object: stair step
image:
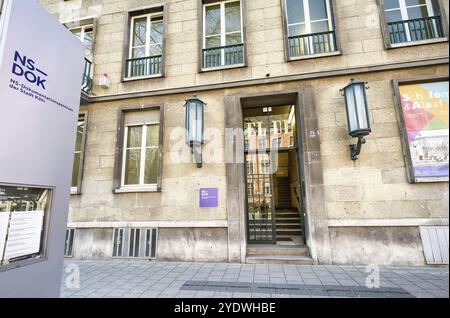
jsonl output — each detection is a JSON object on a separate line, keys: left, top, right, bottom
{"left": 276, "top": 229, "right": 302, "bottom": 236}
{"left": 277, "top": 234, "right": 302, "bottom": 239}
{"left": 247, "top": 245, "right": 309, "bottom": 256}
{"left": 276, "top": 224, "right": 302, "bottom": 229}
{"left": 276, "top": 237, "right": 295, "bottom": 241}
{"left": 275, "top": 213, "right": 299, "bottom": 218}
{"left": 276, "top": 218, "right": 300, "bottom": 223}
{"left": 246, "top": 255, "right": 313, "bottom": 265}
{"left": 277, "top": 228, "right": 302, "bottom": 232}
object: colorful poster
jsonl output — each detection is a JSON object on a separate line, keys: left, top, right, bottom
{"left": 399, "top": 81, "right": 449, "bottom": 179}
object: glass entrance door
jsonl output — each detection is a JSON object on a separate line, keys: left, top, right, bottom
{"left": 244, "top": 105, "right": 298, "bottom": 244}
{"left": 245, "top": 151, "right": 276, "bottom": 243}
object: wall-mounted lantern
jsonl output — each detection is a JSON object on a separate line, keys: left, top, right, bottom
{"left": 340, "top": 79, "right": 371, "bottom": 160}
{"left": 184, "top": 94, "right": 206, "bottom": 168}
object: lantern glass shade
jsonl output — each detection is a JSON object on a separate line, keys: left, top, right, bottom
{"left": 185, "top": 96, "right": 205, "bottom": 145}
{"left": 343, "top": 80, "right": 371, "bottom": 137}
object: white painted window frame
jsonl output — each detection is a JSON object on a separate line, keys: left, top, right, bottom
{"left": 71, "top": 113, "right": 87, "bottom": 194}
{"left": 285, "top": 0, "right": 333, "bottom": 36}
{"left": 70, "top": 24, "right": 94, "bottom": 57}
{"left": 384, "top": 0, "right": 436, "bottom": 42}
{"left": 203, "top": 0, "right": 244, "bottom": 66}
{"left": 129, "top": 12, "right": 164, "bottom": 60}
{"left": 121, "top": 121, "right": 160, "bottom": 190}
{"left": 284, "top": 0, "right": 334, "bottom": 55}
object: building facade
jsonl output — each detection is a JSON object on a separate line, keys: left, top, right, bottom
{"left": 38, "top": 0, "right": 449, "bottom": 265}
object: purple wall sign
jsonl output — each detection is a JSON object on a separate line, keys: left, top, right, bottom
{"left": 199, "top": 188, "right": 218, "bottom": 208}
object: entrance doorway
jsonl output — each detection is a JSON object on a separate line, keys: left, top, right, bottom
{"left": 244, "top": 105, "right": 305, "bottom": 246}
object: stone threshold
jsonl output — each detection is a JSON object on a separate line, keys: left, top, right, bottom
{"left": 328, "top": 218, "right": 449, "bottom": 227}
{"left": 67, "top": 220, "right": 228, "bottom": 228}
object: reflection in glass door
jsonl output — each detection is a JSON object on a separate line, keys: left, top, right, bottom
{"left": 244, "top": 105, "right": 297, "bottom": 244}
{"left": 246, "top": 151, "right": 276, "bottom": 243}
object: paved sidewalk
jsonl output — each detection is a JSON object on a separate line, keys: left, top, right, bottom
{"left": 60, "top": 260, "right": 449, "bottom": 298}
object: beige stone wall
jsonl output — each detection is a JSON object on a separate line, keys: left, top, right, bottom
{"left": 37, "top": 0, "right": 449, "bottom": 97}
{"left": 36, "top": 0, "right": 449, "bottom": 263}
{"left": 70, "top": 64, "right": 448, "bottom": 226}
{"left": 329, "top": 226, "right": 425, "bottom": 265}
{"left": 71, "top": 90, "right": 228, "bottom": 223}
{"left": 318, "top": 66, "right": 449, "bottom": 221}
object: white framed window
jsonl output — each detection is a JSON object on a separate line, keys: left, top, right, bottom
{"left": 203, "top": 0, "right": 243, "bottom": 48}
{"left": 384, "top": 0, "right": 435, "bottom": 23}
{"left": 264, "top": 181, "right": 272, "bottom": 196}
{"left": 246, "top": 160, "right": 254, "bottom": 175}
{"left": 284, "top": 0, "right": 337, "bottom": 57}
{"left": 126, "top": 12, "right": 164, "bottom": 78}
{"left": 202, "top": 0, "right": 244, "bottom": 68}
{"left": 260, "top": 158, "right": 271, "bottom": 174}
{"left": 121, "top": 111, "right": 160, "bottom": 190}
{"left": 70, "top": 24, "right": 94, "bottom": 57}
{"left": 285, "top": 0, "right": 333, "bottom": 37}
{"left": 71, "top": 113, "right": 87, "bottom": 194}
{"left": 383, "top": 0, "right": 443, "bottom": 43}
{"left": 247, "top": 182, "right": 254, "bottom": 196}
{"left": 129, "top": 13, "right": 163, "bottom": 59}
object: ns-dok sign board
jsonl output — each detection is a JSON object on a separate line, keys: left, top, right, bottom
{"left": 200, "top": 188, "right": 219, "bottom": 208}
{"left": 0, "top": 0, "right": 84, "bottom": 297}
{"left": 398, "top": 80, "right": 449, "bottom": 182}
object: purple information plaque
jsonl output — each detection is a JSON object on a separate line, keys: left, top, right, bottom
{"left": 199, "top": 188, "right": 218, "bottom": 208}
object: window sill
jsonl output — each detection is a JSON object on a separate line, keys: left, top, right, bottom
{"left": 388, "top": 37, "right": 448, "bottom": 49}
{"left": 114, "top": 186, "right": 160, "bottom": 194}
{"left": 288, "top": 50, "right": 342, "bottom": 61}
{"left": 200, "top": 63, "right": 246, "bottom": 73}
{"left": 70, "top": 187, "right": 81, "bottom": 195}
{"left": 122, "top": 74, "right": 164, "bottom": 82}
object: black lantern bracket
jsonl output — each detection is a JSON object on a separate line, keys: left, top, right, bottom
{"left": 184, "top": 94, "right": 207, "bottom": 168}
{"left": 340, "top": 79, "right": 371, "bottom": 161}
{"left": 192, "top": 142, "right": 202, "bottom": 168}
{"left": 350, "top": 136, "right": 366, "bottom": 161}
{"left": 339, "top": 80, "right": 370, "bottom": 96}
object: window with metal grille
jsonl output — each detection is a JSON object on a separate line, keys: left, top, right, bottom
{"left": 64, "top": 228, "right": 75, "bottom": 257}
{"left": 112, "top": 228, "right": 157, "bottom": 259}
{"left": 284, "top": 0, "right": 338, "bottom": 58}
{"left": 202, "top": 0, "right": 245, "bottom": 69}
{"left": 380, "top": 0, "right": 446, "bottom": 46}
{"left": 126, "top": 8, "right": 164, "bottom": 78}
{"left": 420, "top": 226, "right": 449, "bottom": 265}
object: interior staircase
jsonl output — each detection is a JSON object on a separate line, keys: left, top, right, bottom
{"left": 245, "top": 169, "right": 312, "bottom": 264}
{"left": 275, "top": 208, "right": 302, "bottom": 242}
{"left": 277, "top": 177, "right": 291, "bottom": 208}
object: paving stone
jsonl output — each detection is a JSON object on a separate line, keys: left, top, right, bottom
{"left": 195, "top": 291, "right": 216, "bottom": 297}
{"left": 139, "top": 291, "right": 161, "bottom": 298}
{"left": 338, "top": 280, "right": 359, "bottom": 286}
{"left": 60, "top": 260, "right": 449, "bottom": 299}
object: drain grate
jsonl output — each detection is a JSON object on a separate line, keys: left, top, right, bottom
{"left": 181, "top": 281, "right": 414, "bottom": 298}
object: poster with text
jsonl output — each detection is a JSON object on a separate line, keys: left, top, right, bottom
{"left": 0, "top": 212, "right": 10, "bottom": 261}
{"left": 400, "top": 81, "right": 449, "bottom": 179}
{"left": 3, "top": 211, "right": 44, "bottom": 261}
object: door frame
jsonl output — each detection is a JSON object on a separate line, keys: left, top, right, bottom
{"left": 243, "top": 107, "right": 302, "bottom": 245}
{"left": 225, "top": 88, "right": 332, "bottom": 264}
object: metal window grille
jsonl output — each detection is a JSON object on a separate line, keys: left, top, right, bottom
{"left": 64, "top": 228, "right": 75, "bottom": 257}
{"left": 420, "top": 226, "right": 449, "bottom": 265}
{"left": 112, "top": 228, "right": 157, "bottom": 259}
